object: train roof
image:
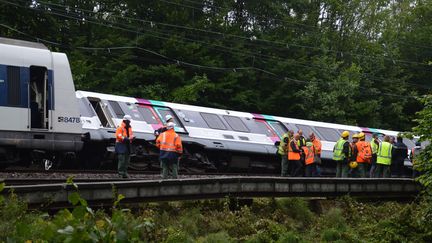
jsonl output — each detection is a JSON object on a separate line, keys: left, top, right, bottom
{"left": 0, "top": 37, "right": 48, "bottom": 50}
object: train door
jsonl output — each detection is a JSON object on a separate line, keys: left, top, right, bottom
{"left": 29, "top": 66, "right": 49, "bottom": 129}
{"left": 88, "top": 97, "right": 115, "bottom": 128}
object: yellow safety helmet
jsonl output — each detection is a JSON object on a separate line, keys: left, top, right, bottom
{"left": 358, "top": 132, "right": 365, "bottom": 139}
{"left": 352, "top": 133, "right": 359, "bottom": 139}
{"left": 349, "top": 161, "right": 358, "bottom": 169}
{"left": 341, "top": 131, "right": 350, "bottom": 138}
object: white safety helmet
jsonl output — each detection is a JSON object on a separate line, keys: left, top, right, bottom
{"left": 166, "top": 122, "right": 175, "bottom": 129}
{"left": 165, "top": 114, "right": 173, "bottom": 122}
{"left": 123, "top": 115, "right": 132, "bottom": 121}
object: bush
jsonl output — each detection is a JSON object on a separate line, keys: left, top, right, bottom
{"left": 276, "top": 198, "right": 314, "bottom": 227}
{"left": 197, "top": 231, "right": 235, "bottom": 243}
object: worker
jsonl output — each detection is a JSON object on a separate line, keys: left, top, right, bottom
{"left": 115, "top": 115, "right": 134, "bottom": 178}
{"left": 349, "top": 133, "right": 359, "bottom": 177}
{"left": 288, "top": 133, "right": 303, "bottom": 177}
{"left": 303, "top": 141, "right": 316, "bottom": 177}
{"left": 374, "top": 135, "right": 393, "bottom": 178}
{"left": 391, "top": 135, "right": 408, "bottom": 177}
{"left": 278, "top": 131, "right": 291, "bottom": 177}
{"left": 156, "top": 122, "right": 183, "bottom": 179}
{"left": 369, "top": 133, "right": 380, "bottom": 178}
{"left": 354, "top": 132, "right": 372, "bottom": 178}
{"left": 310, "top": 133, "right": 322, "bottom": 176}
{"left": 411, "top": 142, "right": 422, "bottom": 178}
{"left": 154, "top": 114, "right": 175, "bottom": 137}
{"left": 297, "top": 129, "right": 306, "bottom": 148}
{"left": 333, "top": 131, "right": 351, "bottom": 178}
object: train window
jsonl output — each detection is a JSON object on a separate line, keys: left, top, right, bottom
{"left": 200, "top": 113, "right": 227, "bottom": 130}
{"left": 7, "top": 66, "right": 20, "bottom": 107}
{"left": 403, "top": 138, "right": 415, "bottom": 148}
{"left": 137, "top": 106, "right": 159, "bottom": 124}
{"left": 154, "top": 107, "right": 186, "bottom": 133}
{"left": 295, "top": 124, "right": 316, "bottom": 138}
{"left": 267, "top": 121, "right": 287, "bottom": 138}
{"left": 254, "top": 120, "right": 275, "bottom": 137}
{"left": 108, "top": 101, "right": 125, "bottom": 119}
{"left": 315, "top": 127, "right": 340, "bottom": 141}
{"left": 223, "top": 115, "right": 249, "bottom": 132}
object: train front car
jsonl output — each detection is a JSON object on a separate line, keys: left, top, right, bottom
{"left": 0, "top": 38, "right": 83, "bottom": 169}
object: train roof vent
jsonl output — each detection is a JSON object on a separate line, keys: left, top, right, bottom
{"left": 239, "top": 136, "right": 250, "bottom": 141}
{"left": 223, "top": 134, "right": 235, "bottom": 139}
{"left": 0, "top": 37, "right": 48, "bottom": 50}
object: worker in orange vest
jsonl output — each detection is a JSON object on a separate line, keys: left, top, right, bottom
{"left": 353, "top": 132, "right": 373, "bottom": 178}
{"left": 115, "top": 115, "right": 134, "bottom": 178}
{"left": 310, "top": 133, "right": 322, "bottom": 176}
{"left": 156, "top": 122, "right": 183, "bottom": 179}
{"left": 303, "top": 141, "right": 316, "bottom": 177}
{"left": 288, "top": 133, "right": 303, "bottom": 177}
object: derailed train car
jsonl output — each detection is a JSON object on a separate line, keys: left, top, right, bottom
{"left": 0, "top": 38, "right": 420, "bottom": 173}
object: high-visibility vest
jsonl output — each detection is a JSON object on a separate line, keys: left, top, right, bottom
{"left": 356, "top": 141, "right": 372, "bottom": 163}
{"left": 370, "top": 139, "right": 379, "bottom": 154}
{"left": 312, "top": 138, "right": 322, "bottom": 155}
{"left": 303, "top": 146, "right": 315, "bottom": 165}
{"left": 297, "top": 137, "right": 306, "bottom": 148}
{"left": 156, "top": 129, "right": 183, "bottom": 154}
{"left": 333, "top": 138, "right": 349, "bottom": 161}
{"left": 377, "top": 141, "right": 392, "bottom": 165}
{"left": 288, "top": 140, "right": 301, "bottom": 160}
{"left": 115, "top": 122, "right": 133, "bottom": 143}
{"left": 278, "top": 133, "right": 290, "bottom": 155}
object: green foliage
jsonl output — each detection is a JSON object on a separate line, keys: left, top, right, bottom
{"left": 412, "top": 95, "right": 432, "bottom": 189}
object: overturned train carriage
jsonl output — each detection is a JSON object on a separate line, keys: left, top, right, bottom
{"left": 0, "top": 38, "right": 83, "bottom": 167}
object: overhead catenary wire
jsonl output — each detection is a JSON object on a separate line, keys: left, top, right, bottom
{"left": 3, "top": 0, "right": 430, "bottom": 91}
{"left": 0, "top": 22, "right": 419, "bottom": 100}
{"left": 25, "top": 0, "right": 432, "bottom": 67}
{"left": 0, "top": 5, "right": 425, "bottom": 98}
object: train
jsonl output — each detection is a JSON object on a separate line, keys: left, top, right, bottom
{"left": 0, "top": 37, "right": 420, "bottom": 174}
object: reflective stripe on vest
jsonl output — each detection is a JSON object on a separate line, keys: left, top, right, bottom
{"left": 377, "top": 141, "right": 392, "bottom": 165}
{"left": 288, "top": 140, "right": 301, "bottom": 160}
{"left": 160, "top": 132, "right": 179, "bottom": 152}
{"left": 304, "top": 146, "right": 314, "bottom": 165}
{"left": 333, "top": 139, "right": 347, "bottom": 161}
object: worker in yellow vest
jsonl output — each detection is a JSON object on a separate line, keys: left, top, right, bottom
{"left": 333, "top": 131, "right": 351, "bottom": 177}
{"left": 374, "top": 135, "right": 393, "bottom": 178}
{"left": 369, "top": 133, "right": 380, "bottom": 177}
{"left": 278, "top": 130, "right": 293, "bottom": 177}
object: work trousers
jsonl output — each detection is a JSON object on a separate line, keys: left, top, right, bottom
{"left": 370, "top": 154, "right": 377, "bottom": 178}
{"left": 392, "top": 159, "right": 405, "bottom": 177}
{"left": 161, "top": 158, "right": 179, "bottom": 179}
{"left": 305, "top": 164, "right": 316, "bottom": 177}
{"left": 351, "top": 162, "right": 368, "bottom": 178}
{"left": 289, "top": 160, "right": 303, "bottom": 177}
{"left": 335, "top": 160, "right": 349, "bottom": 178}
{"left": 117, "top": 153, "right": 130, "bottom": 178}
{"left": 281, "top": 155, "right": 289, "bottom": 177}
{"left": 374, "top": 164, "right": 391, "bottom": 178}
